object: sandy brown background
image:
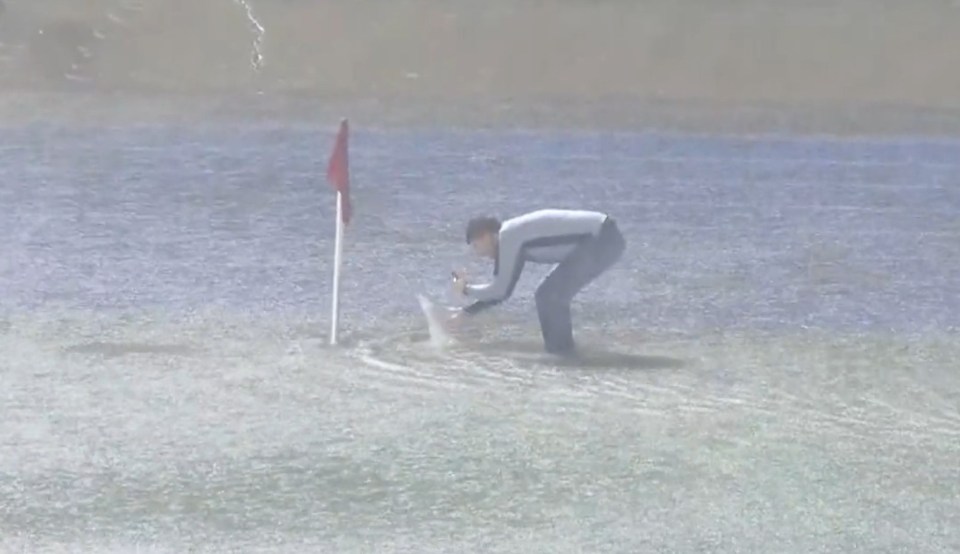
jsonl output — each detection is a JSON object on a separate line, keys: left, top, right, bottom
{"left": 2, "top": 0, "right": 960, "bottom": 133}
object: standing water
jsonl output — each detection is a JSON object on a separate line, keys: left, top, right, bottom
{"left": 1, "top": 125, "right": 958, "bottom": 552}
{"left": 1, "top": 2, "right": 958, "bottom": 553}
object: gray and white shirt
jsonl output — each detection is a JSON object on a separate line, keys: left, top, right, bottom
{"left": 463, "top": 209, "right": 609, "bottom": 314}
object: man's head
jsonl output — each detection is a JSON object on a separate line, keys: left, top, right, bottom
{"left": 465, "top": 216, "right": 501, "bottom": 258}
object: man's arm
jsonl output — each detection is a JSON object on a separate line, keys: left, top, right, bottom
{"left": 461, "top": 237, "right": 524, "bottom": 315}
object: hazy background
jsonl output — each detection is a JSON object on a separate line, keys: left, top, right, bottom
{"left": 3, "top": 0, "right": 960, "bottom": 133}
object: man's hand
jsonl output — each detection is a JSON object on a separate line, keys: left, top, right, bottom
{"left": 451, "top": 270, "right": 467, "bottom": 296}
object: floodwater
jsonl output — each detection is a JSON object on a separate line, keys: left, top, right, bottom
{"left": 2, "top": 124, "right": 959, "bottom": 552}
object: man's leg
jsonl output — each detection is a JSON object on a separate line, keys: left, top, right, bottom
{"left": 535, "top": 219, "right": 626, "bottom": 354}
{"left": 535, "top": 285, "right": 575, "bottom": 354}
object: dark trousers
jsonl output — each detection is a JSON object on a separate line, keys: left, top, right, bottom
{"left": 534, "top": 218, "right": 626, "bottom": 355}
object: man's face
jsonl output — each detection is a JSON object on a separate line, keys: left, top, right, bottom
{"left": 470, "top": 232, "right": 497, "bottom": 259}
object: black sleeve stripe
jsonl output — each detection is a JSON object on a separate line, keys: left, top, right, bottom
{"left": 463, "top": 233, "right": 589, "bottom": 316}
{"left": 522, "top": 232, "right": 593, "bottom": 250}
{"left": 501, "top": 257, "right": 526, "bottom": 301}
{"left": 465, "top": 254, "right": 526, "bottom": 316}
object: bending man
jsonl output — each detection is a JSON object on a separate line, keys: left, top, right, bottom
{"left": 452, "top": 209, "right": 625, "bottom": 356}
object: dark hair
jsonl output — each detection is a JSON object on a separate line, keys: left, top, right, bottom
{"left": 465, "top": 216, "right": 501, "bottom": 243}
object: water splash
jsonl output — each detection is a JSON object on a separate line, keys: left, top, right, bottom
{"left": 417, "top": 294, "right": 456, "bottom": 349}
{"left": 233, "top": 0, "right": 264, "bottom": 71}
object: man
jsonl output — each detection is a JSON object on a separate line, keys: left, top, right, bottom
{"left": 451, "top": 209, "right": 626, "bottom": 356}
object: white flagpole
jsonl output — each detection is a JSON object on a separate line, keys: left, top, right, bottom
{"left": 330, "top": 191, "right": 344, "bottom": 345}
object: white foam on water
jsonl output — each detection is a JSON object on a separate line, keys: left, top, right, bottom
{"left": 416, "top": 293, "right": 455, "bottom": 349}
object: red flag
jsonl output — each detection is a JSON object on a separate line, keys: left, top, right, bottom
{"left": 326, "top": 118, "right": 352, "bottom": 225}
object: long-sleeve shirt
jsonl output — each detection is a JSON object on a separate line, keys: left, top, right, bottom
{"left": 463, "top": 209, "right": 609, "bottom": 314}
